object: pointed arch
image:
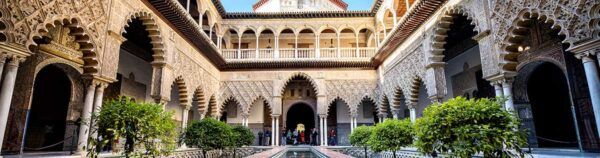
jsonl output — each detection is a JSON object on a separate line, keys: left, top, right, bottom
{"left": 392, "top": 86, "right": 407, "bottom": 111}
{"left": 501, "top": 10, "right": 569, "bottom": 73}
{"left": 279, "top": 72, "right": 321, "bottom": 96}
{"left": 248, "top": 95, "right": 272, "bottom": 115}
{"left": 327, "top": 97, "right": 354, "bottom": 115}
{"left": 219, "top": 96, "right": 243, "bottom": 119}
{"left": 193, "top": 86, "right": 206, "bottom": 113}
{"left": 429, "top": 6, "right": 480, "bottom": 64}
{"left": 205, "top": 95, "right": 218, "bottom": 118}
{"left": 120, "top": 11, "right": 166, "bottom": 64}
{"left": 173, "top": 76, "right": 189, "bottom": 106}
{"left": 378, "top": 95, "right": 391, "bottom": 118}
{"left": 28, "top": 16, "right": 99, "bottom": 75}
{"left": 409, "top": 77, "right": 424, "bottom": 106}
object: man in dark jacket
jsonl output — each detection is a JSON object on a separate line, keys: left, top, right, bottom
{"left": 258, "top": 130, "right": 264, "bottom": 146}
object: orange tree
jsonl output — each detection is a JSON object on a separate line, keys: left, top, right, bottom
{"left": 414, "top": 97, "right": 526, "bottom": 157}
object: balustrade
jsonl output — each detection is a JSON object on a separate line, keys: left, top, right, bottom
{"left": 221, "top": 47, "right": 375, "bottom": 61}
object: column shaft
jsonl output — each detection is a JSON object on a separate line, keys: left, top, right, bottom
{"left": 275, "top": 117, "right": 279, "bottom": 146}
{"left": 493, "top": 82, "right": 504, "bottom": 98}
{"left": 350, "top": 116, "right": 354, "bottom": 133}
{"left": 77, "top": 82, "right": 97, "bottom": 153}
{"left": 502, "top": 80, "right": 515, "bottom": 111}
{"left": 324, "top": 116, "right": 328, "bottom": 146}
{"left": 355, "top": 34, "right": 360, "bottom": 57}
{"left": 295, "top": 36, "right": 299, "bottom": 58}
{"left": 0, "top": 57, "right": 20, "bottom": 154}
{"left": 582, "top": 56, "right": 600, "bottom": 137}
{"left": 271, "top": 118, "right": 275, "bottom": 146}
{"left": 336, "top": 34, "right": 341, "bottom": 58}
{"left": 320, "top": 117, "right": 324, "bottom": 146}
{"left": 409, "top": 107, "right": 416, "bottom": 123}
{"left": 315, "top": 35, "right": 320, "bottom": 58}
{"left": 238, "top": 37, "right": 242, "bottom": 59}
{"left": 255, "top": 35, "right": 259, "bottom": 58}
{"left": 275, "top": 36, "right": 280, "bottom": 58}
{"left": 90, "top": 85, "right": 106, "bottom": 139}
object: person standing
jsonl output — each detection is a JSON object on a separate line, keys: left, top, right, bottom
{"left": 328, "top": 129, "right": 336, "bottom": 146}
{"left": 286, "top": 129, "right": 292, "bottom": 145}
{"left": 310, "top": 128, "right": 318, "bottom": 146}
{"left": 258, "top": 130, "right": 264, "bottom": 146}
{"left": 281, "top": 127, "right": 287, "bottom": 146}
{"left": 293, "top": 130, "right": 298, "bottom": 145}
{"left": 300, "top": 131, "right": 305, "bottom": 144}
{"left": 265, "top": 129, "right": 271, "bottom": 146}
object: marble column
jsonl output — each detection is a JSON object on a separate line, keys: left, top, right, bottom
{"left": 336, "top": 34, "right": 341, "bottom": 57}
{"left": 275, "top": 117, "right": 279, "bottom": 146}
{"left": 275, "top": 35, "right": 280, "bottom": 58}
{"left": 409, "top": 106, "right": 416, "bottom": 123}
{"left": 182, "top": 105, "right": 191, "bottom": 128}
{"left": 77, "top": 80, "right": 97, "bottom": 154}
{"left": 0, "top": 56, "right": 22, "bottom": 154}
{"left": 355, "top": 34, "right": 360, "bottom": 57}
{"left": 492, "top": 81, "right": 504, "bottom": 98}
{"left": 319, "top": 116, "right": 324, "bottom": 146}
{"left": 271, "top": 117, "right": 275, "bottom": 146}
{"left": 255, "top": 35, "right": 260, "bottom": 58}
{"left": 315, "top": 34, "right": 320, "bottom": 58}
{"left": 90, "top": 83, "right": 107, "bottom": 140}
{"left": 295, "top": 35, "right": 299, "bottom": 58}
{"left": 237, "top": 37, "right": 242, "bottom": 59}
{"left": 354, "top": 116, "right": 358, "bottom": 128}
{"left": 502, "top": 79, "right": 515, "bottom": 111}
{"left": 324, "top": 116, "right": 328, "bottom": 146}
{"left": 185, "top": 0, "right": 190, "bottom": 12}
{"left": 0, "top": 54, "right": 7, "bottom": 82}
{"left": 350, "top": 116, "right": 354, "bottom": 132}
{"left": 581, "top": 55, "right": 600, "bottom": 137}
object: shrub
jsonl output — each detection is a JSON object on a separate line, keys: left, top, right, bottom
{"left": 231, "top": 125, "right": 255, "bottom": 157}
{"left": 91, "top": 97, "right": 177, "bottom": 157}
{"left": 231, "top": 125, "right": 255, "bottom": 147}
{"left": 183, "top": 118, "right": 233, "bottom": 158}
{"left": 368, "top": 119, "right": 413, "bottom": 158}
{"left": 349, "top": 125, "right": 373, "bottom": 158}
{"left": 414, "top": 97, "right": 526, "bottom": 157}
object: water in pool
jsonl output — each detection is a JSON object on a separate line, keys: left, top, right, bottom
{"left": 284, "top": 151, "right": 319, "bottom": 158}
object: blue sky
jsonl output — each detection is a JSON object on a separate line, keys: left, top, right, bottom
{"left": 220, "top": 0, "right": 374, "bottom": 12}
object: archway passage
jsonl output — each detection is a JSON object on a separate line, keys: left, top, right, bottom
{"left": 527, "top": 62, "right": 577, "bottom": 148}
{"left": 25, "top": 65, "right": 72, "bottom": 151}
{"left": 286, "top": 103, "right": 315, "bottom": 143}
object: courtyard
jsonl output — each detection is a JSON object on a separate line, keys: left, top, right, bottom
{"left": 0, "top": 0, "right": 599, "bottom": 157}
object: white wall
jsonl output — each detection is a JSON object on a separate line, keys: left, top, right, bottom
{"left": 117, "top": 50, "right": 153, "bottom": 102}
{"left": 443, "top": 46, "right": 481, "bottom": 100}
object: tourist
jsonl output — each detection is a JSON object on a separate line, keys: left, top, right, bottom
{"left": 286, "top": 129, "right": 292, "bottom": 145}
{"left": 310, "top": 128, "right": 318, "bottom": 146}
{"left": 281, "top": 127, "right": 286, "bottom": 146}
{"left": 300, "top": 130, "right": 306, "bottom": 144}
{"left": 258, "top": 130, "right": 264, "bottom": 146}
{"left": 328, "top": 129, "right": 336, "bottom": 146}
{"left": 293, "top": 129, "right": 299, "bottom": 145}
{"left": 265, "top": 129, "right": 271, "bottom": 146}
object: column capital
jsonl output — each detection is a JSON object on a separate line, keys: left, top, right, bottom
{"left": 181, "top": 103, "right": 192, "bottom": 110}
{"left": 6, "top": 54, "right": 25, "bottom": 67}
{"left": 576, "top": 51, "right": 597, "bottom": 62}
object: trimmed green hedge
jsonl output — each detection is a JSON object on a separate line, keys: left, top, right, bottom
{"left": 414, "top": 97, "right": 526, "bottom": 157}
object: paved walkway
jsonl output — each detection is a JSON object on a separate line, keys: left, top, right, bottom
{"left": 529, "top": 148, "right": 600, "bottom": 158}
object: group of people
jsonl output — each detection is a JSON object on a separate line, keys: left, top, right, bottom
{"left": 282, "top": 128, "right": 320, "bottom": 145}
{"left": 257, "top": 129, "right": 272, "bottom": 146}
{"left": 257, "top": 127, "right": 338, "bottom": 146}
